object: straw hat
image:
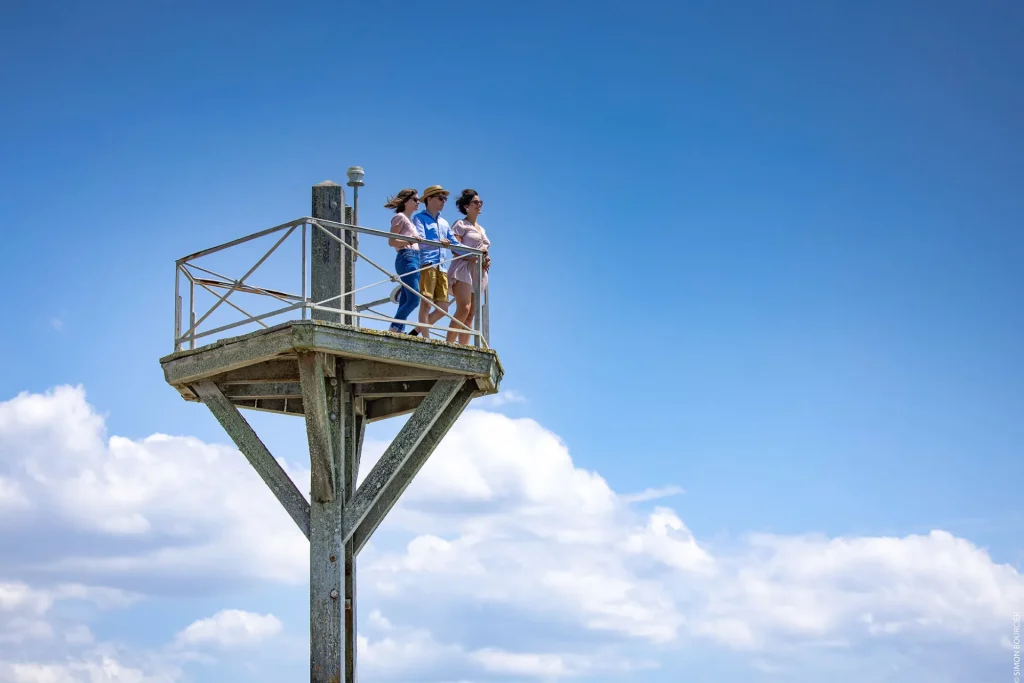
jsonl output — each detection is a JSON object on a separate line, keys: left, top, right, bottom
{"left": 421, "top": 185, "right": 449, "bottom": 201}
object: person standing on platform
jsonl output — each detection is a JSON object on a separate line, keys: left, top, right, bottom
{"left": 447, "top": 188, "right": 491, "bottom": 345}
{"left": 384, "top": 188, "right": 424, "bottom": 334}
{"left": 413, "top": 185, "right": 460, "bottom": 338}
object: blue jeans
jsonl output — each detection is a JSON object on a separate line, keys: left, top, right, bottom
{"left": 390, "top": 249, "right": 421, "bottom": 333}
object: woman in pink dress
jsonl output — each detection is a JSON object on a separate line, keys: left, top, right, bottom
{"left": 446, "top": 188, "right": 491, "bottom": 344}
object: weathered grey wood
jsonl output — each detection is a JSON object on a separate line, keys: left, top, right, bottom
{"left": 193, "top": 381, "right": 310, "bottom": 540}
{"left": 341, "top": 360, "right": 359, "bottom": 683}
{"left": 355, "top": 414, "right": 365, "bottom": 474}
{"left": 312, "top": 181, "right": 344, "bottom": 324}
{"left": 160, "top": 321, "right": 502, "bottom": 396}
{"left": 354, "top": 380, "right": 436, "bottom": 399}
{"left": 160, "top": 325, "right": 296, "bottom": 386}
{"left": 217, "top": 359, "right": 299, "bottom": 384}
{"left": 320, "top": 352, "right": 337, "bottom": 378}
{"left": 296, "top": 323, "right": 499, "bottom": 386}
{"left": 341, "top": 378, "right": 464, "bottom": 546}
{"left": 310, "top": 363, "right": 344, "bottom": 683}
{"left": 351, "top": 383, "right": 475, "bottom": 554}
{"left": 343, "top": 360, "right": 445, "bottom": 383}
{"left": 365, "top": 396, "right": 423, "bottom": 423}
{"left": 310, "top": 356, "right": 358, "bottom": 683}
{"left": 222, "top": 382, "right": 303, "bottom": 400}
{"left": 230, "top": 397, "right": 305, "bottom": 416}
{"left": 299, "top": 352, "right": 335, "bottom": 504}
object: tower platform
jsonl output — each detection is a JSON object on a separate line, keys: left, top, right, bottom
{"left": 161, "top": 178, "right": 500, "bottom": 683}
{"left": 159, "top": 319, "right": 503, "bottom": 422}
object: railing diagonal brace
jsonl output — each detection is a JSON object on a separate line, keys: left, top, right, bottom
{"left": 187, "top": 224, "right": 296, "bottom": 336}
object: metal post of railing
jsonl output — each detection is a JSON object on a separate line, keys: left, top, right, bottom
{"left": 482, "top": 283, "right": 490, "bottom": 346}
{"left": 473, "top": 257, "right": 483, "bottom": 348}
{"left": 174, "top": 264, "right": 182, "bottom": 351}
{"left": 301, "top": 221, "right": 307, "bottom": 320}
{"left": 346, "top": 167, "right": 364, "bottom": 330}
{"left": 189, "top": 279, "right": 196, "bottom": 350}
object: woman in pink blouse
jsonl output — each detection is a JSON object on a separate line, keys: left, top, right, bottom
{"left": 384, "top": 188, "right": 424, "bottom": 334}
{"left": 446, "top": 188, "right": 491, "bottom": 344}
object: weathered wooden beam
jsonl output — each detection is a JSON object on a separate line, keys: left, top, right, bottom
{"left": 311, "top": 181, "right": 343, "bottom": 325}
{"left": 192, "top": 381, "right": 310, "bottom": 540}
{"left": 350, "top": 382, "right": 474, "bottom": 554}
{"left": 309, "top": 184, "right": 348, "bottom": 683}
{"left": 341, "top": 378, "right": 464, "bottom": 549}
{"left": 160, "top": 321, "right": 503, "bottom": 396}
{"left": 364, "top": 396, "right": 423, "bottom": 423}
{"left": 160, "top": 325, "right": 296, "bottom": 385}
{"left": 340, "top": 364, "right": 359, "bottom": 683}
{"left": 353, "top": 380, "right": 436, "bottom": 399}
{"left": 295, "top": 323, "right": 499, "bottom": 383}
{"left": 343, "top": 360, "right": 443, "bottom": 383}
{"left": 216, "top": 359, "right": 299, "bottom": 384}
{"left": 231, "top": 397, "right": 305, "bottom": 415}
{"left": 222, "top": 382, "right": 303, "bottom": 400}
{"left": 299, "top": 351, "right": 335, "bottom": 504}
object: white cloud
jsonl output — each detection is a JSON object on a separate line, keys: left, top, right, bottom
{"left": 0, "top": 583, "right": 53, "bottom": 644}
{"left": 1, "top": 654, "right": 179, "bottom": 683}
{"left": 0, "top": 385, "right": 309, "bottom": 588}
{"left": 0, "top": 475, "right": 29, "bottom": 510}
{"left": 359, "top": 409, "right": 1023, "bottom": 672}
{"left": 175, "top": 609, "right": 282, "bottom": 648}
{"left": 0, "top": 582, "right": 140, "bottom": 646}
{"left": 691, "top": 528, "right": 1024, "bottom": 650}
{"left": 475, "top": 389, "right": 526, "bottom": 408}
{"left": 49, "top": 317, "right": 64, "bottom": 332}
{"left": 620, "top": 485, "right": 685, "bottom": 503}
{"left": 470, "top": 649, "right": 574, "bottom": 677}
{"left": 357, "top": 613, "right": 651, "bottom": 681}
{"left": 0, "top": 385, "right": 1020, "bottom": 682}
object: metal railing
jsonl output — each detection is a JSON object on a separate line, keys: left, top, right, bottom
{"left": 173, "top": 216, "right": 490, "bottom": 352}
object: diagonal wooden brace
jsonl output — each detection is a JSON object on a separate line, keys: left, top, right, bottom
{"left": 299, "top": 351, "right": 337, "bottom": 503}
{"left": 342, "top": 378, "right": 474, "bottom": 554}
{"left": 193, "top": 381, "right": 311, "bottom": 539}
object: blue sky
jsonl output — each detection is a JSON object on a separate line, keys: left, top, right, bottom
{"left": 0, "top": 1, "right": 1021, "bottom": 682}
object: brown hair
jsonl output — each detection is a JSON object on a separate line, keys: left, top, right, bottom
{"left": 384, "top": 188, "right": 418, "bottom": 213}
{"left": 455, "top": 188, "right": 479, "bottom": 215}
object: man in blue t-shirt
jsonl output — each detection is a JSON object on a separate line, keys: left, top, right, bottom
{"left": 412, "top": 185, "right": 461, "bottom": 336}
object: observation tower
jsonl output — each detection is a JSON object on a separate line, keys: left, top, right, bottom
{"left": 159, "top": 169, "right": 501, "bottom": 683}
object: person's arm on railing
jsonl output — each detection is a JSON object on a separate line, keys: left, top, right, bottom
{"left": 446, "top": 221, "right": 473, "bottom": 260}
{"left": 388, "top": 214, "right": 421, "bottom": 248}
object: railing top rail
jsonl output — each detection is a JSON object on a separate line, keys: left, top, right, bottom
{"left": 308, "top": 217, "right": 488, "bottom": 256}
{"left": 176, "top": 216, "right": 488, "bottom": 266}
{"left": 176, "top": 218, "right": 307, "bottom": 265}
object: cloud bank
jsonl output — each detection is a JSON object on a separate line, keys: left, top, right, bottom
{"left": 0, "top": 385, "right": 1019, "bottom": 682}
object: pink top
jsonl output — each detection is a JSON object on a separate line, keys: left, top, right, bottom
{"left": 389, "top": 213, "right": 419, "bottom": 251}
{"left": 448, "top": 219, "right": 491, "bottom": 287}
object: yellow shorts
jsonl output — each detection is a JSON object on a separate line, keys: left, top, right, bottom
{"left": 420, "top": 267, "right": 449, "bottom": 301}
